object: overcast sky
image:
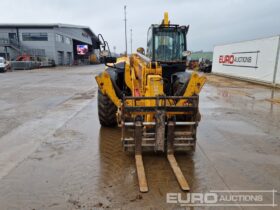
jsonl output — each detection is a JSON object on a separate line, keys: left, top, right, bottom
{"left": 1, "top": 0, "right": 280, "bottom": 53}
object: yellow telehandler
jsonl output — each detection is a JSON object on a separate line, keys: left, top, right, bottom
{"left": 95, "top": 12, "right": 206, "bottom": 192}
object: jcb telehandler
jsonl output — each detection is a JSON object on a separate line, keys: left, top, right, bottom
{"left": 95, "top": 12, "right": 206, "bottom": 192}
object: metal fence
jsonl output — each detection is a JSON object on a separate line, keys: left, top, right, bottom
{"left": 0, "top": 38, "right": 46, "bottom": 57}
{"left": 0, "top": 38, "right": 20, "bottom": 49}
{"left": 21, "top": 48, "right": 46, "bottom": 57}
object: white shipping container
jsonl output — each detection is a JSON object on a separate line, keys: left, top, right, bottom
{"left": 277, "top": 49, "right": 280, "bottom": 84}
{"left": 212, "top": 35, "right": 280, "bottom": 85}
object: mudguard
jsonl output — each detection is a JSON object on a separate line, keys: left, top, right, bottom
{"left": 171, "top": 71, "right": 192, "bottom": 96}
{"left": 102, "top": 62, "right": 125, "bottom": 98}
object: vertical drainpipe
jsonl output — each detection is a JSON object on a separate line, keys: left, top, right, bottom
{"left": 53, "top": 28, "right": 57, "bottom": 65}
{"left": 272, "top": 35, "right": 280, "bottom": 86}
{"left": 4, "top": 46, "right": 8, "bottom": 60}
{"left": 16, "top": 27, "right": 20, "bottom": 45}
{"left": 16, "top": 27, "right": 21, "bottom": 57}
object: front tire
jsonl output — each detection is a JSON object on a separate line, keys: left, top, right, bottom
{"left": 98, "top": 90, "right": 117, "bottom": 127}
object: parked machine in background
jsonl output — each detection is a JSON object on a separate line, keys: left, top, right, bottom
{"left": 89, "top": 53, "right": 99, "bottom": 64}
{"left": 199, "top": 58, "right": 212, "bottom": 73}
{"left": 187, "top": 58, "right": 212, "bottom": 73}
{"left": 188, "top": 60, "right": 199, "bottom": 70}
{"left": 39, "top": 56, "right": 56, "bottom": 68}
{"left": 95, "top": 12, "right": 206, "bottom": 192}
{"left": 0, "top": 57, "right": 8, "bottom": 72}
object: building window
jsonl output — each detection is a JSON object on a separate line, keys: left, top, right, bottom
{"left": 65, "top": 37, "right": 71, "bottom": 44}
{"left": 22, "top": 32, "right": 48, "bottom": 41}
{"left": 55, "top": 34, "right": 64, "bottom": 43}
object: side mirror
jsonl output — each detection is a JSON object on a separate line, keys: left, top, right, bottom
{"left": 104, "top": 56, "right": 117, "bottom": 64}
{"left": 182, "top": 50, "right": 191, "bottom": 57}
{"left": 100, "top": 50, "right": 109, "bottom": 57}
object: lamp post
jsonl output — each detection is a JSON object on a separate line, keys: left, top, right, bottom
{"left": 124, "top": 5, "right": 127, "bottom": 56}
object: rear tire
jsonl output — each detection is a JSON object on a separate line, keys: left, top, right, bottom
{"left": 98, "top": 90, "right": 117, "bottom": 127}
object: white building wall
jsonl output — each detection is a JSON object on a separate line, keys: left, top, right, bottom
{"left": 212, "top": 35, "right": 280, "bottom": 85}
{"left": 276, "top": 44, "right": 280, "bottom": 85}
{"left": 0, "top": 28, "right": 17, "bottom": 39}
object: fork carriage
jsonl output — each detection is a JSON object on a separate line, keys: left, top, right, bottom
{"left": 120, "top": 95, "right": 199, "bottom": 153}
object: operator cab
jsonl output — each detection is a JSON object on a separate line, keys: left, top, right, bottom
{"left": 146, "top": 12, "right": 190, "bottom": 66}
{"left": 146, "top": 12, "right": 191, "bottom": 95}
{"left": 146, "top": 24, "right": 189, "bottom": 64}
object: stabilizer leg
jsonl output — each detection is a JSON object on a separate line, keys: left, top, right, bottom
{"left": 167, "top": 121, "right": 190, "bottom": 191}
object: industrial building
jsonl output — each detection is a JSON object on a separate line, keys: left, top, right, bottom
{"left": 0, "top": 24, "right": 100, "bottom": 65}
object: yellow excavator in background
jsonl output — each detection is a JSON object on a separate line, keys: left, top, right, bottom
{"left": 89, "top": 54, "right": 99, "bottom": 64}
{"left": 95, "top": 12, "right": 206, "bottom": 192}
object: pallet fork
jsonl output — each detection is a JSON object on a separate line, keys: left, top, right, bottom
{"left": 134, "top": 121, "right": 190, "bottom": 192}
{"left": 133, "top": 121, "right": 190, "bottom": 192}
{"left": 121, "top": 96, "right": 198, "bottom": 192}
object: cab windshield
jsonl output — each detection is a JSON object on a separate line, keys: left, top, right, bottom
{"left": 154, "top": 29, "right": 185, "bottom": 62}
